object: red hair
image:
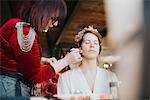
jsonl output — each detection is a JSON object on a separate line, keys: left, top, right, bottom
{"left": 19, "top": 0, "right": 67, "bottom": 34}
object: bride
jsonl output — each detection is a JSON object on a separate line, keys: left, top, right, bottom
{"left": 57, "top": 26, "right": 119, "bottom": 98}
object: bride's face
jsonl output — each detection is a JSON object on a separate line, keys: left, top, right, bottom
{"left": 81, "top": 33, "right": 100, "bottom": 59}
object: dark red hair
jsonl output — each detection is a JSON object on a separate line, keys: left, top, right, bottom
{"left": 19, "top": 0, "right": 67, "bottom": 33}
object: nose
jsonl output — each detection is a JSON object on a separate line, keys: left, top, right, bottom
{"left": 90, "top": 42, "right": 95, "bottom": 47}
{"left": 53, "top": 21, "right": 58, "bottom": 27}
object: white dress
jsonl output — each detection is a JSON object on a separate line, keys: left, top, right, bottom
{"left": 57, "top": 67, "right": 119, "bottom": 96}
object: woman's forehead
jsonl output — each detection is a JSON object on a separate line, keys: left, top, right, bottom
{"left": 83, "top": 33, "right": 98, "bottom": 40}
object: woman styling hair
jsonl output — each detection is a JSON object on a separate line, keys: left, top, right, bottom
{"left": 0, "top": 0, "right": 82, "bottom": 97}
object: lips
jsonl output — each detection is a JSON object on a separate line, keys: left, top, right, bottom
{"left": 88, "top": 50, "right": 96, "bottom": 52}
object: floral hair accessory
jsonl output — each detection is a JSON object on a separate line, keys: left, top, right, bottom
{"left": 74, "top": 25, "right": 101, "bottom": 46}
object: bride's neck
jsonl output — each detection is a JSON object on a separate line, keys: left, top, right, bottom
{"left": 80, "top": 58, "right": 97, "bottom": 73}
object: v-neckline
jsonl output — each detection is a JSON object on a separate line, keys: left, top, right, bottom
{"left": 78, "top": 67, "right": 98, "bottom": 94}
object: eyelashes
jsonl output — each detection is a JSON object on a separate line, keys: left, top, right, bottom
{"left": 83, "top": 40, "right": 99, "bottom": 45}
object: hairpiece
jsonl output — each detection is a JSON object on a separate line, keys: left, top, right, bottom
{"left": 74, "top": 25, "right": 101, "bottom": 46}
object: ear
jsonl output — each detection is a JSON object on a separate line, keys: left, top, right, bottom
{"left": 79, "top": 47, "right": 82, "bottom": 51}
{"left": 79, "top": 47, "right": 83, "bottom": 57}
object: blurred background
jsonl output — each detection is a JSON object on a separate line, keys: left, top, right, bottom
{"left": 0, "top": 0, "right": 149, "bottom": 99}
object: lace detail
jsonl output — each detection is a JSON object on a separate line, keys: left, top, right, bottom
{"left": 15, "top": 22, "right": 36, "bottom": 52}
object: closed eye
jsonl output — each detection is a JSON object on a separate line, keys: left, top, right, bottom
{"left": 94, "top": 40, "right": 99, "bottom": 45}
{"left": 83, "top": 40, "right": 90, "bottom": 44}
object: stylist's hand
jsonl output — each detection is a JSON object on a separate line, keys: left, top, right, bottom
{"left": 64, "top": 48, "right": 82, "bottom": 65}
{"left": 41, "top": 57, "right": 58, "bottom": 65}
{"left": 46, "top": 57, "right": 58, "bottom": 67}
{"left": 46, "top": 48, "right": 82, "bottom": 73}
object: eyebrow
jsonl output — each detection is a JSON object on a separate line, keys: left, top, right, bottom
{"left": 83, "top": 39, "right": 99, "bottom": 42}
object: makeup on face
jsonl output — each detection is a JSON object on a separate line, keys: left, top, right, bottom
{"left": 80, "top": 33, "right": 100, "bottom": 58}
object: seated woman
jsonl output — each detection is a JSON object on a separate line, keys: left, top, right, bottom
{"left": 57, "top": 26, "right": 119, "bottom": 98}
